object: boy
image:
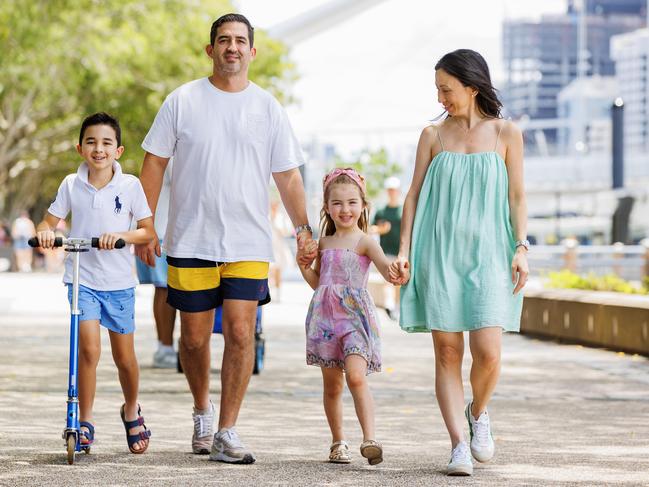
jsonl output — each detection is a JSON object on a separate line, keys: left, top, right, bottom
{"left": 36, "top": 112, "right": 155, "bottom": 454}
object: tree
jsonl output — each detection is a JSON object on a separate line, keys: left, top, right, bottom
{"left": 0, "top": 0, "right": 296, "bottom": 218}
{"left": 334, "top": 148, "right": 402, "bottom": 201}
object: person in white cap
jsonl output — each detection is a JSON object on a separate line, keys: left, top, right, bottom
{"left": 371, "top": 176, "right": 403, "bottom": 320}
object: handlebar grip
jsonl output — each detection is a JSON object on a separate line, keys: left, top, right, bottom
{"left": 28, "top": 237, "right": 63, "bottom": 247}
{"left": 91, "top": 238, "right": 126, "bottom": 249}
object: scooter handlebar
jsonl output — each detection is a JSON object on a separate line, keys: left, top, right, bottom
{"left": 28, "top": 237, "right": 125, "bottom": 249}
{"left": 28, "top": 237, "right": 63, "bottom": 248}
{"left": 91, "top": 237, "right": 126, "bottom": 249}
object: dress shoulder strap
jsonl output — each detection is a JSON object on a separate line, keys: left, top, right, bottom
{"left": 494, "top": 120, "right": 505, "bottom": 151}
{"left": 351, "top": 233, "right": 366, "bottom": 253}
{"left": 437, "top": 124, "right": 445, "bottom": 151}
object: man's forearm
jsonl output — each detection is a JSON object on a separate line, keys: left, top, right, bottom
{"left": 140, "top": 153, "right": 168, "bottom": 217}
{"left": 274, "top": 168, "right": 309, "bottom": 227}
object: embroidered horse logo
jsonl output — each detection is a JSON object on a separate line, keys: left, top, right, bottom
{"left": 114, "top": 195, "right": 122, "bottom": 214}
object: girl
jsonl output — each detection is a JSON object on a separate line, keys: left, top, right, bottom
{"left": 392, "top": 49, "right": 529, "bottom": 476}
{"left": 298, "top": 167, "right": 398, "bottom": 466}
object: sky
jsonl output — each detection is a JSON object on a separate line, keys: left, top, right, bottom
{"left": 237, "top": 0, "right": 567, "bottom": 155}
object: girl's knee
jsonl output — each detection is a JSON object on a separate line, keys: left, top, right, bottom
{"left": 323, "top": 378, "right": 344, "bottom": 398}
{"left": 345, "top": 370, "right": 367, "bottom": 390}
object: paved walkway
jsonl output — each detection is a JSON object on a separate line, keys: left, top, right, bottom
{"left": 1, "top": 273, "right": 648, "bottom": 486}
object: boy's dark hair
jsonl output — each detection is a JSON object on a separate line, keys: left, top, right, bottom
{"left": 210, "top": 13, "right": 254, "bottom": 47}
{"left": 79, "top": 112, "right": 122, "bottom": 147}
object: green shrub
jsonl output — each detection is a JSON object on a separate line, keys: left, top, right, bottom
{"left": 547, "top": 270, "right": 648, "bottom": 295}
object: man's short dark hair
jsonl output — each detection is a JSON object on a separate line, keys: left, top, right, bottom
{"left": 210, "top": 13, "right": 254, "bottom": 48}
{"left": 79, "top": 112, "right": 121, "bottom": 147}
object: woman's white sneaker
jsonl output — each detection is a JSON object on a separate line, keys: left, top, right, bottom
{"left": 447, "top": 441, "right": 473, "bottom": 476}
{"left": 465, "top": 402, "right": 495, "bottom": 462}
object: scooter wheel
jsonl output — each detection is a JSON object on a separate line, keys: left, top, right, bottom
{"left": 66, "top": 434, "right": 75, "bottom": 465}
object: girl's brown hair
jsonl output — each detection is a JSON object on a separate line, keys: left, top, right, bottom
{"left": 319, "top": 173, "right": 370, "bottom": 237}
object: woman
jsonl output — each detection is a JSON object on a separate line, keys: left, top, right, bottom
{"left": 392, "top": 49, "right": 529, "bottom": 476}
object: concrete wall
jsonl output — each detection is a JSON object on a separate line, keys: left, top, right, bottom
{"left": 521, "top": 288, "right": 649, "bottom": 355}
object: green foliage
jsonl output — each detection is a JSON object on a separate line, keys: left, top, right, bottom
{"left": 0, "top": 0, "right": 296, "bottom": 218}
{"left": 547, "top": 270, "right": 648, "bottom": 295}
{"left": 334, "top": 148, "right": 401, "bottom": 201}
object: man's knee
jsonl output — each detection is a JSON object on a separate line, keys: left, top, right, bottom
{"left": 181, "top": 332, "right": 210, "bottom": 352}
{"left": 224, "top": 320, "right": 255, "bottom": 350}
{"left": 180, "top": 312, "right": 213, "bottom": 351}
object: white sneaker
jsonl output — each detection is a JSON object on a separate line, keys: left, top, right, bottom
{"left": 192, "top": 401, "right": 215, "bottom": 454}
{"left": 153, "top": 348, "right": 177, "bottom": 369}
{"left": 447, "top": 441, "right": 473, "bottom": 476}
{"left": 465, "top": 402, "right": 495, "bottom": 462}
{"left": 210, "top": 427, "right": 256, "bottom": 464}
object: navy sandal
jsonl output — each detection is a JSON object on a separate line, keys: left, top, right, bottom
{"left": 79, "top": 421, "right": 95, "bottom": 451}
{"left": 119, "top": 404, "right": 151, "bottom": 454}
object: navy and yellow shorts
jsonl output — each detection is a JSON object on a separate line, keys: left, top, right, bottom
{"left": 166, "top": 257, "right": 270, "bottom": 312}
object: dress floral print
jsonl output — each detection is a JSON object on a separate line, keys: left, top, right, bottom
{"left": 305, "top": 248, "right": 381, "bottom": 373}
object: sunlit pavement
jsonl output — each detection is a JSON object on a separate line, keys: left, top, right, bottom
{"left": 1, "top": 272, "right": 648, "bottom": 486}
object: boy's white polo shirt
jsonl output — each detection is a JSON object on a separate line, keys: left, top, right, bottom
{"left": 48, "top": 161, "right": 152, "bottom": 291}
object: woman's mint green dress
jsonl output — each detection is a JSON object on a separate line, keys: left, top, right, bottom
{"left": 399, "top": 129, "right": 523, "bottom": 333}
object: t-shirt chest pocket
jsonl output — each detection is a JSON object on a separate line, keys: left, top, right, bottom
{"left": 244, "top": 113, "right": 269, "bottom": 145}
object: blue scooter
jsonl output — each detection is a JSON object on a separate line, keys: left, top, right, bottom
{"left": 29, "top": 236, "right": 125, "bottom": 465}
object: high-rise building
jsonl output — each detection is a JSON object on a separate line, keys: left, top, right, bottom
{"left": 556, "top": 75, "right": 617, "bottom": 153}
{"left": 611, "top": 27, "right": 649, "bottom": 154}
{"left": 502, "top": 2, "right": 645, "bottom": 124}
{"left": 577, "top": 0, "right": 647, "bottom": 16}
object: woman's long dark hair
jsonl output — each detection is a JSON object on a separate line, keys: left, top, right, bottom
{"left": 435, "top": 49, "right": 502, "bottom": 119}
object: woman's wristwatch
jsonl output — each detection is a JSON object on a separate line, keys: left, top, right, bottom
{"left": 295, "top": 224, "right": 313, "bottom": 234}
{"left": 515, "top": 239, "right": 530, "bottom": 251}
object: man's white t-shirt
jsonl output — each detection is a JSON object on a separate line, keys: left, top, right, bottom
{"left": 48, "top": 162, "right": 152, "bottom": 291}
{"left": 142, "top": 78, "right": 305, "bottom": 263}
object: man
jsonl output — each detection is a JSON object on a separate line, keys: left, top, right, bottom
{"left": 371, "top": 176, "right": 403, "bottom": 320}
{"left": 136, "top": 13, "right": 314, "bottom": 464}
{"left": 135, "top": 161, "right": 177, "bottom": 368}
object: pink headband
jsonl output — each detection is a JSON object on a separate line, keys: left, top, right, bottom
{"left": 323, "top": 167, "right": 366, "bottom": 194}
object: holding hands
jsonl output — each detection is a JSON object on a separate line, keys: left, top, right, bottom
{"left": 388, "top": 256, "right": 410, "bottom": 286}
{"left": 296, "top": 231, "right": 318, "bottom": 269}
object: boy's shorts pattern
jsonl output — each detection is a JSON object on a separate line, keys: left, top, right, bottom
{"left": 136, "top": 247, "right": 168, "bottom": 288}
{"left": 67, "top": 285, "right": 135, "bottom": 334}
{"left": 166, "top": 257, "right": 270, "bottom": 312}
